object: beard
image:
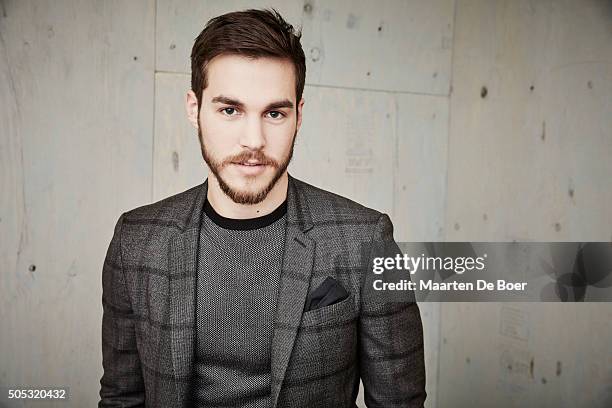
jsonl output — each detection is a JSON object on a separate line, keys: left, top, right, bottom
{"left": 197, "top": 125, "right": 296, "bottom": 205}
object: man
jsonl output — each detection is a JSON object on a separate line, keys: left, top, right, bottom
{"left": 99, "top": 8, "right": 425, "bottom": 408}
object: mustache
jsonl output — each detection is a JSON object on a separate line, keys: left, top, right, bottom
{"left": 223, "top": 151, "right": 279, "bottom": 167}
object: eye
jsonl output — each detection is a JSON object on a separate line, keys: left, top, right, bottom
{"left": 220, "top": 107, "right": 238, "bottom": 116}
{"left": 266, "top": 111, "right": 285, "bottom": 119}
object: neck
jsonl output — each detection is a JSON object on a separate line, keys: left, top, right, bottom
{"left": 206, "top": 172, "right": 289, "bottom": 219}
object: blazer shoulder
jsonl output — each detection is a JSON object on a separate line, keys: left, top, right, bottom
{"left": 293, "top": 177, "right": 383, "bottom": 224}
{"left": 122, "top": 183, "right": 203, "bottom": 227}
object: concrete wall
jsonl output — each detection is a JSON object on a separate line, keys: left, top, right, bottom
{"left": 1, "top": 0, "right": 611, "bottom": 406}
{"left": 1, "top": 1, "right": 155, "bottom": 406}
{"left": 441, "top": 1, "right": 612, "bottom": 406}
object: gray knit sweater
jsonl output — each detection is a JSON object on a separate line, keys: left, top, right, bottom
{"left": 192, "top": 199, "right": 287, "bottom": 407}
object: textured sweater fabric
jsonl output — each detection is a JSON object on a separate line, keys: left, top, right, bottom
{"left": 192, "top": 199, "right": 287, "bottom": 408}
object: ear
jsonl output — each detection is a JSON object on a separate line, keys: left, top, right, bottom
{"left": 296, "top": 97, "right": 305, "bottom": 132}
{"left": 185, "top": 90, "right": 200, "bottom": 129}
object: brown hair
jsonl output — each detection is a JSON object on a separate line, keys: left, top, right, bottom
{"left": 190, "top": 8, "right": 306, "bottom": 113}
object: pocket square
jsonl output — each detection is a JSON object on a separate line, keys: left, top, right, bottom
{"left": 305, "top": 276, "right": 349, "bottom": 312}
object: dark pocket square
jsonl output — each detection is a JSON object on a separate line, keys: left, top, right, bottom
{"left": 305, "top": 277, "right": 349, "bottom": 312}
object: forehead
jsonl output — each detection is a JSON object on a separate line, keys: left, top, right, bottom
{"left": 204, "top": 54, "right": 296, "bottom": 103}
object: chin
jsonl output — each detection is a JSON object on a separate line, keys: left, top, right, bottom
{"left": 235, "top": 177, "right": 271, "bottom": 193}
{"left": 224, "top": 173, "right": 271, "bottom": 191}
{"left": 230, "top": 165, "right": 272, "bottom": 183}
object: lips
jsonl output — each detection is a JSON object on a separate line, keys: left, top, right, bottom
{"left": 234, "top": 162, "right": 263, "bottom": 166}
{"left": 230, "top": 161, "right": 268, "bottom": 175}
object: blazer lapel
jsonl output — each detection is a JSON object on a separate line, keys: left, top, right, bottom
{"left": 168, "top": 179, "right": 208, "bottom": 406}
{"left": 270, "top": 174, "right": 315, "bottom": 408}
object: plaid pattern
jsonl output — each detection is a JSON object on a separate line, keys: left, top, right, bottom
{"left": 99, "top": 173, "right": 426, "bottom": 407}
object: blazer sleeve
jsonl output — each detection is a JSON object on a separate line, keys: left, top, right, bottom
{"left": 99, "top": 213, "right": 145, "bottom": 407}
{"left": 359, "top": 213, "right": 426, "bottom": 407}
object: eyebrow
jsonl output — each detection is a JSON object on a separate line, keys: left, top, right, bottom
{"left": 211, "top": 95, "right": 294, "bottom": 111}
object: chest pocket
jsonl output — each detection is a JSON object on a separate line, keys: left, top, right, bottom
{"left": 282, "top": 293, "right": 358, "bottom": 387}
{"left": 300, "top": 293, "right": 357, "bottom": 327}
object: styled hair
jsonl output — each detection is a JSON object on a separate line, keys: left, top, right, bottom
{"left": 190, "top": 8, "right": 306, "bottom": 112}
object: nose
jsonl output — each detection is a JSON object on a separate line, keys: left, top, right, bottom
{"left": 239, "top": 116, "right": 266, "bottom": 151}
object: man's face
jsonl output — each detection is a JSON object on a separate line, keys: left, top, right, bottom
{"left": 192, "top": 54, "right": 303, "bottom": 205}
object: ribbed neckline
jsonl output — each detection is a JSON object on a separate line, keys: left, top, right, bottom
{"left": 203, "top": 199, "right": 287, "bottom": 231}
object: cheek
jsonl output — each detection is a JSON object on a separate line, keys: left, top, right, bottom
{"left": 265, "top": 123, "right": 295, "bottom": 152}
{"left": 200, "top": 112, "right": 238, "bottom": 147}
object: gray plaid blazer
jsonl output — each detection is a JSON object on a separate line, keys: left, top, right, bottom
{"left": 99, "top": 173, "right": 426, "bottom": 408}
